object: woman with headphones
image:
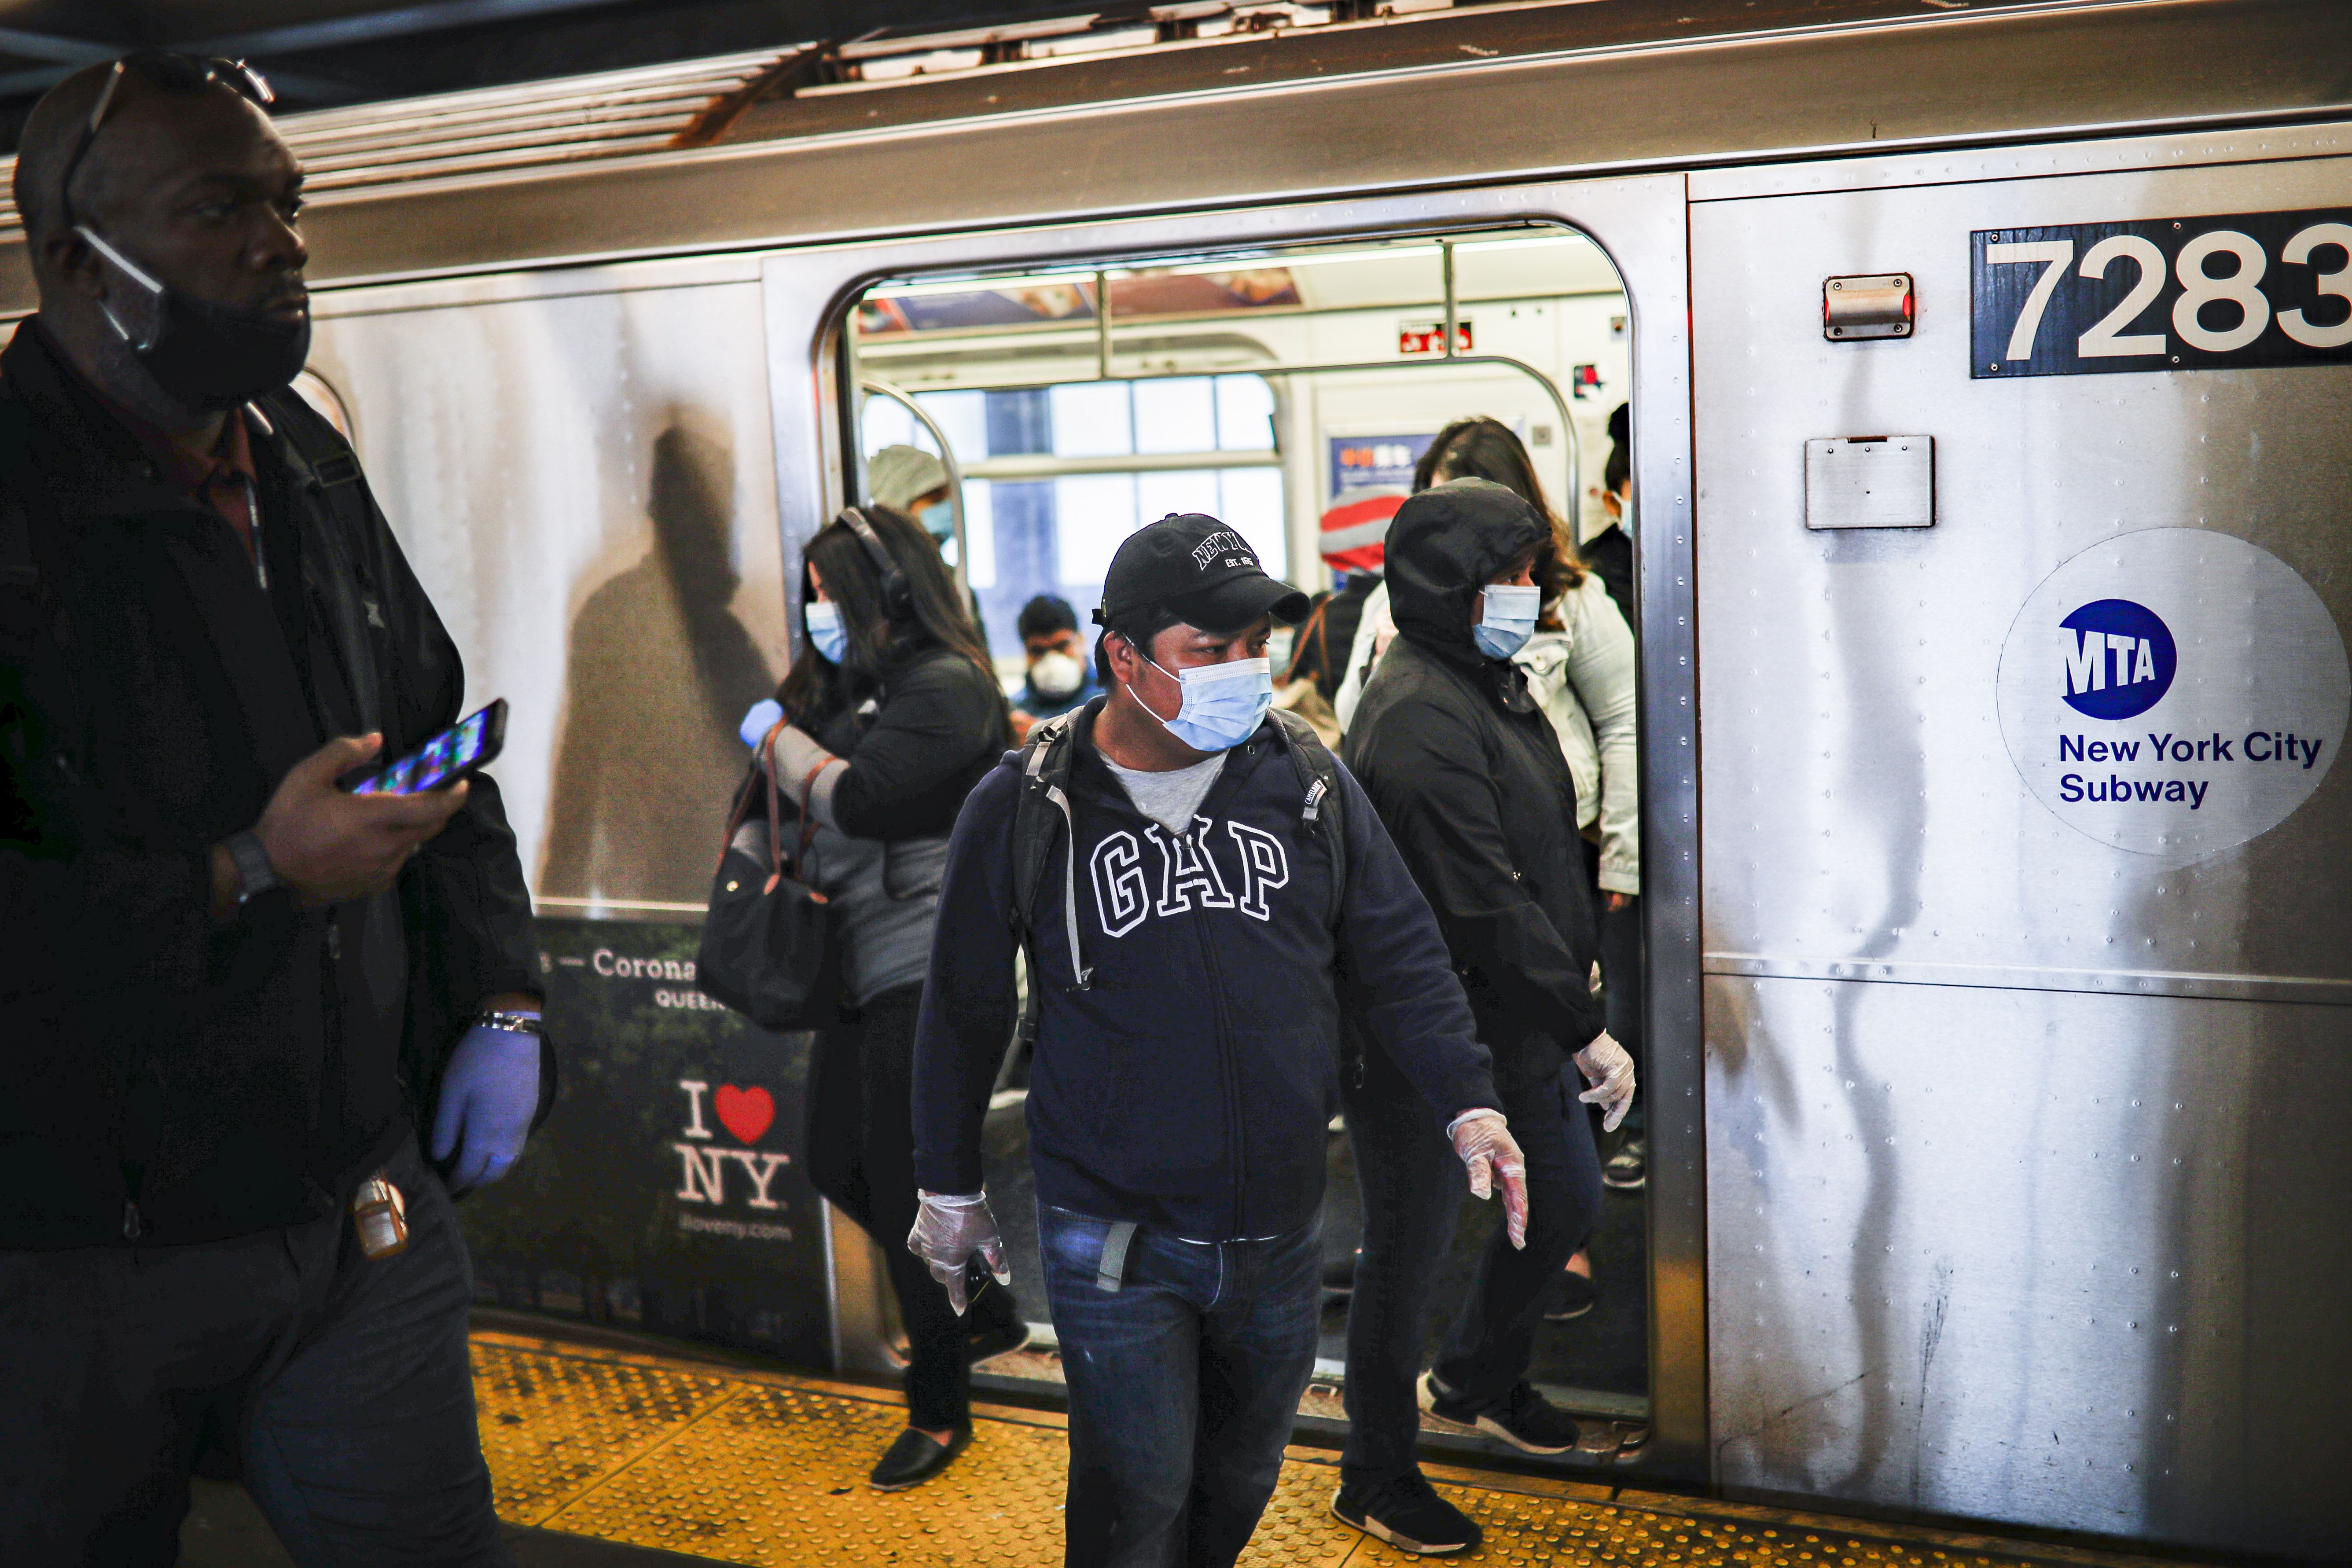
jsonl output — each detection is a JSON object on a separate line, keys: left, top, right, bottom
{"left": 746, "top": 505, "right": 1023, "bottom": 1491}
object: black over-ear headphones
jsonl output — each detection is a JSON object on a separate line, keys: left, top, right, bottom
{"left": 836, "top": 507, "right": 913, "bottom": 622}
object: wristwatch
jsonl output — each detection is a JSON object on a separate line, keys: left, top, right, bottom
{"left": 224, "top": 829, "right": 279, "bottom": 907}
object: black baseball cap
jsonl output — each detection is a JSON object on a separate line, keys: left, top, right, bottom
{"left": 1094, "top": 513, "right": 1311, "bottom": 634}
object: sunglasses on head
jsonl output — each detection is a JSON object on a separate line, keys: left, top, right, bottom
{"left": 59, "top": 52, "right": 276, "bottom": 232}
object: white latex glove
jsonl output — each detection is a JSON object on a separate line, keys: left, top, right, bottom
{"left": 907, "top": 1190, "right": 1011, "bottom": 1315}
{"left": 1446, "top": 1110, "right": 1529, "bottom": 1250}
{"left": 1574, "top": 1032, "right": 1637, "bottom": 1133}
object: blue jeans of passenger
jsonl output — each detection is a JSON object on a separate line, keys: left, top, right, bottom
{"left": 1039, "top": 1205, "right": 1323, "bottom": 1568}
{"left": 1338, "top": 1047, "right": 1601, "bottom": 1484}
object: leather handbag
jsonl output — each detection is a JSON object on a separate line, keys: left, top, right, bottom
{"left": 697, "top": 729, "right": 839, "bottom": 1031}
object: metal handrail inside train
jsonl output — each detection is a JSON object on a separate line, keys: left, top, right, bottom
{"left": 857, "top": 376, "right": 974, "bottom": 597}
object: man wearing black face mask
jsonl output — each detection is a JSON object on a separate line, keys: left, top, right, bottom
{"left": 0, "top": 56, "right": 542, "bottom": 1567}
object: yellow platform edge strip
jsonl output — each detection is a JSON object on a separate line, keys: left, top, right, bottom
{"left": 467, "top": 1329, "right": 2224, "bottom": 1568}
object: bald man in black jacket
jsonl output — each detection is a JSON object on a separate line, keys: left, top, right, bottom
{"left": 0, "top": 57, "right": 539, "bottom": 1567}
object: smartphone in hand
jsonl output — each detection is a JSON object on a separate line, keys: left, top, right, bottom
{"left": 342, "top": 700, "right": 507, "bottom": 795}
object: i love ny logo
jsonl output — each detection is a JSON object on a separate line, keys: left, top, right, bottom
{"left": 674, "top": 1079, "right": 790, "bottom": 1210}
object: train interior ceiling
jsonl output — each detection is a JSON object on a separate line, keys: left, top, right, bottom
{"left": 849, "top": 228, "right": 1629, "bottom": 680}
{"left": 843, "top": 225, "right": 1652, "bottom": 1421}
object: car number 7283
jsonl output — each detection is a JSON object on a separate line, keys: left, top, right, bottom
{"left": 1970, "top": 208, "right": 2352, "bottom": 379}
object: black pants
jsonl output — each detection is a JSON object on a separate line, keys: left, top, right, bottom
{"left": 0, "top": 1136, "right": 509, "bottom": 1568}
{"left": 1582, "top": 837, "right": 1645, "bottom": 1078}
{"left": 1339, "top": 1046, "right": 1601, "bottom": 1484}
{"left": 806, "top": 983, "right": 1023, "bottom": 1432}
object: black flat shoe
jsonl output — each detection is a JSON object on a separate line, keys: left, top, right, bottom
{"left": 869, "top": 1426, "right": 970, "bottom": 1491}
{"left": 967, "top": 1318, "right": 1032, "bottom": 1366}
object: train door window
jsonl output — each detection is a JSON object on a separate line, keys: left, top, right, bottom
{"left": 840, "top": 222, "right": 1646, "bottom": 1455}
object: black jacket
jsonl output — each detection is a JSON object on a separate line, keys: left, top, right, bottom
{"left": 1580, "top": 522, "right": 1634, "bottom": 635}
{"left": 800, "top": 646, "right": 1009, "bottom": 841}
{"left": 0, "top": 322, "right": 537, "bottom": 1249}
{"left": 1341, "top": 478, "right": 1606, "bottom": 1091}
{"left": 912, "top": 701, "right": 1499, "bottom": 1241}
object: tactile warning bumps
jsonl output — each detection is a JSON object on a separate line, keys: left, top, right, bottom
{"left": 1347, "top": 1487, "right": 2048, "bottom": 1568}
{"left": 539, "top": 1380, "right": 1073, "bottom": 1565}
{"left": 1237, "top": 1460, "right": 1360, "bottom": 1566}
{"left": 470, "top": 1342, "right": 740, "bottom": 1526}
{"left": 470, "top": 1339, "right": 2200, "bottom": 1568}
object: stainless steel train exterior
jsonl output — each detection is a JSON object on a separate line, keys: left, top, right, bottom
{"left": 7, "top": 0, "right": 2344, "bottom": 1555}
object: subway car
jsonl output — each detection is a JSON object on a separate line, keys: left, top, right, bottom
{"left": 6, "top": 0, "right": 2341, "bottom": 1558}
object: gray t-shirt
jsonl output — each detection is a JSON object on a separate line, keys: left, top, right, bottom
{"left": 1102, "top": 751, "right": 1227, "bottom": 834}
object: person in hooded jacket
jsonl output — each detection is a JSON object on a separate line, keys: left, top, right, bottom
{"left": 1334, "top": 418, "right": 1641, "bottom": 1314}
{"left": 734, "top": 504, "right": 1027, "bottom": 1492}
{"left": 1332, "top": 477, "right": 1637, "bottom": 1556}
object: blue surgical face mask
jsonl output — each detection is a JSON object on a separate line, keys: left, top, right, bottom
{"left": 1131, "top": 648, "right": 1273, "bottom": 752}
{"left": 805, "top": 599, "right": 848, "bottom": 664}
{"left": 914, "top": 499, "right": 955, "bottom": 542}
{"left": 1473, "top": 582, "right": 1541, "bottom": 661}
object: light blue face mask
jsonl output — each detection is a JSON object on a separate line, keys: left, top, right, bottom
{"left": 1132, "top": 649, "right": 1273, "bottom": 752}
{"left": 1473, "top": 582, "right": 1541, "bottom": 661}
{"left": 805, "top": 599, "right": 848, "bottom": 663}
{"left": 914, "top": 499, "right": 955, "bottom": 542}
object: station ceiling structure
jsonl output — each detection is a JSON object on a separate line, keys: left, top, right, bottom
{"left": 0, "top": 0, "right": 2089, "bottom": 150}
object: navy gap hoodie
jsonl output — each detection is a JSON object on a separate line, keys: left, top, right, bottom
{"left": 912, "top": 699, "right": 1498, "bottom": 1241}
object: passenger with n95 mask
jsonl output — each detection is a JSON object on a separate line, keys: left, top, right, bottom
{"left": 908, "top": 512, "right": 1526, "bottom": 1568}
{"left": 1009, "top": 592, "right": 1104, "bottom": 743}
{"left": 1334, "top": 477, "right": 1632, "bottom": 1556}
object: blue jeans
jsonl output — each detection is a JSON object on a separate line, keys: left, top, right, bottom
{"left": 1339, "top": 1052, "right": 1600, "bottom": 1484}
{"left": 1039, "top": 1205, "right": 1323, "bottom": 1568}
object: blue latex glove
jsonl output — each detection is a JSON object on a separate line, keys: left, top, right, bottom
{"left": 430, "top": 1023, "right": 541, "bottom": 1193}
{"left": 739, "top": 698, "right": 785, "bottom": 751}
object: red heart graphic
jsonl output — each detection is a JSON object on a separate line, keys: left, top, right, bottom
{"left": 713, "top": 1084, "right": 774, "bottom": 1146}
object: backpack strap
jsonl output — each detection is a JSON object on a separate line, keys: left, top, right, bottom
{"left": 1010, "top": 711, "right": 1090, "bottom": 1044}
{"left": 1267, "top": 707, "right": 1348, "bottom": 931}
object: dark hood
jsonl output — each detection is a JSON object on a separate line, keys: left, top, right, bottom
{"left": 1386, "top": 476, "right": 1547, "bottom": 681}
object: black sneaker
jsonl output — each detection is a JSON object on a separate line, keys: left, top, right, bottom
{"left": 1330, "top": 1474, "right": 1481, "bottom": 1555}
{"left": 966, "top": 1318, "right": 1031, "bottom": 1366}
{"left": 1420, "top": 1373, "right": 1581, "bottom": 1455}
{"left": 1544, "top": 1265, "right": 1599, "bottom": 1322}
{"left": 869, "top": 1425, "right": 970, "bottom": 1491}
{"left": 1604, "top": 1136, "right": 1647, "bottom": 1191}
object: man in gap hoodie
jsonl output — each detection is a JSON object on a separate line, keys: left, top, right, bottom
{"left": 1335, "top": 478, "right": 1638, "bottom": 1555}
{"left": 909, "top": 513, "right": 1532, "bottom": 1568}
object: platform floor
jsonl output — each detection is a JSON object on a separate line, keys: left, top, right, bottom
{"left": 184, "top": 1323, "right": 2230, "bottom": 1568}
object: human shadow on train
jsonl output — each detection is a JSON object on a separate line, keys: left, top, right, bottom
{"left": 541, "top": 415, "right": 777, "bottom": 906}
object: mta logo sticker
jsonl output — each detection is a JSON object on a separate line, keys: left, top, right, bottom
{"left": 1997, "top": 529, "right": 2348, "bottom": 861}
{"left": 2060, "top": 599, "right": 2176, "bottom": 720}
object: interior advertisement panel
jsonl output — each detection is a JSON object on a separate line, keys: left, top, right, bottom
{"left": 462, "top": 920, "right": 829, "bottom": 1365}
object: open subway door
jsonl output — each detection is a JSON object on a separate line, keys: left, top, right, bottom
{"left": 1690, "top": 130, "right": 2352, "bottom": 1555}
{"left": 761, "top": 173, "right": 1708, "bottom": 1480}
